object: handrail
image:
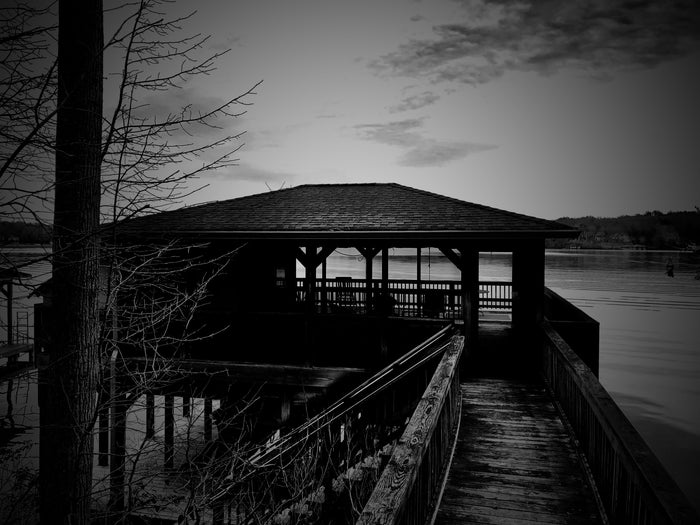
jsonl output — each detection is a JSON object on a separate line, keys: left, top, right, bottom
{"left": 541, "top": 322, "right": 700, "bottom": 525}
{"left": 296, "top": 277, "right": 512, "bottom": 314}
{"left": 210, "top": 323, "right": 456, "bottom": 504}
{"left": 357, "top": 334, "right": 464, "bottom": 525}
{"left": 249, "top": 323, "right": 454, "bottom": 467}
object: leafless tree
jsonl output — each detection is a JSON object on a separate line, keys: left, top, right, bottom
{"left": 0, "top": 1, "right": 56, "bottom": 227}
{"left": 1, "top": 0, "right": 259, "bottom": 523}
{"left": 2, "top": 0, "right": 400, "bottom": 522}
{"left": 38, "top": 0, "right": 103, "bottom": 522}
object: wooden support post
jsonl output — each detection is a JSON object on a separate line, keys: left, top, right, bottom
{"left": 164, "top": 394, "right": 174, "bottom": 471}
{"left": 416, "top": 248, "right": 422, "bottom": 316}
{"left": 146, "top": 393, "right": 155, "bottom": 439}
{"left": 460, "top": 248, "right": 480, "bottom": 351}
{"left": 304, "top": 245, "right": 317, "bottom": 364}
{"left": 182, "top": 393, "right": 190, "bottom": 418}
{"left": 321, "top": 258, "right": 328, "bottom": 313}
{"left": 5, "top": 282, "right": 13, "bottom": 345}
{"left": 358, "top": 247, "right": 380, "bottom": 313}
{"left": 512, "top": 241, "right": 545, "bottom": 347}
{"left": 204, "top": 397, "right": 213, "bottom": 442}
{"left": 365, "top": 251, "right": 373, "bottom": 313}
{"left": 381, "top": 247, "right": 389, "bottom": 295}
{"left": 109, "top": 350, "right": 126, "bottom": 513}
{"left": 305, "top": 244, "right": 317, "bottom": 312}
{"left": 109, "top": 399, "right": 127, "bottom": 512}
{"left": 98, "top": 388, "right": 109, "bottom": 467}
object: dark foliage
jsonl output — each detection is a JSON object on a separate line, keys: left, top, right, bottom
{"left": 548, "top": 210, "right": 700, "bottom": 250}
{"left": 0, "top": 220, "right": 51, "bottom": 244}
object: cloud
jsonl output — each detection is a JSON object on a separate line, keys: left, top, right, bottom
{"left": 210, "top": 34, "right": 242, "bottom": 51}
{"left": 371, "top": 0, "right": 700, "bottom": 84}
{"left": 355, "top": 118, "right": 496, "bottom": 167}
{"left": 399, "top": 140, "right": 497, "bottom": 167}
{"left": 355, "top": 118, "right": 425, "bottom": 147}
{"left": 202, "top": 164, "right": 296, "bottom": 185}
{"left": 388, "top": 91, "right": 440, "bottom": 113}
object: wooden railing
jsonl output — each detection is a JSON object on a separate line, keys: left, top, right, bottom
{"left": 210, "top": 324, "right": 459, "bottom": 524}
{"left": 541, "top": 322, "right": 700, "bottom": 525}
{"left": 357, "top": 334, "right": 464, "bottom": 525}
{"left": 296, "top": 278, "right": 511, "bottom": 317}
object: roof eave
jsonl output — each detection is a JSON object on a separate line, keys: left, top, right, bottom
{"left": 115, "top": 228, "right": 580, "bottom": 242}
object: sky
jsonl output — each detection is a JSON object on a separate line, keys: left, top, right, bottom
{"left": 105, "top": 0, "right": 700, "bottom": 220}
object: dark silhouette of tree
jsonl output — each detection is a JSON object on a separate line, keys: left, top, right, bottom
{"left": 38, "top": 1, "right": 103, "bottom": 523}
{"left": 2, "top": 1, "right": 260, "bottom": 522}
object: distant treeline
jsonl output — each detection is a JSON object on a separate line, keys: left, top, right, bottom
{"left": 548, "top": 209, "right": 700, "bottom": 250}
{"left": 0, "top": 221, "right": 52, "bottom": 244}
{"left": 3, "top": 212, "right": 700, "bottom": 250}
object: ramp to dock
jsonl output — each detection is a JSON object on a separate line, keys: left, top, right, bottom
{"left": 435, "top": 377, "right": 605, "bottom": 525}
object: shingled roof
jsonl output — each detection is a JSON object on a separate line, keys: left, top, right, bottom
{"left": 113, "top": 183, "right": 578, "bottom": 242}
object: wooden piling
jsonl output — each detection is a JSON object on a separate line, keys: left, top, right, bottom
{"left": 146, "top": 393, "right": 155, "bottom": 439}
{"left": 164, "top": 394, "right": 174, "bottom": 470}
{"left": 204, "top": 397, "right": 212, "bottom": 442}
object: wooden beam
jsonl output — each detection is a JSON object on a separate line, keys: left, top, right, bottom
{"left": 315, "top": 245, "right": 336, "bottom": 266}
{"left": 296, "top": 245, "right": 336, "bottom": 269}
{"left": 438, "top": 247, "right": 463, "bottom": 270}
{"left": 295, "top": 247, "right": 309, "bottom": 267}
{"left": 124, "top": 357, "right": 368, "bottom": 389}
{"left": 357, "top": 247, "right": 381, "bottom": 312}
{"left": 357, "top": 246, "right": 381, "bottom": 260}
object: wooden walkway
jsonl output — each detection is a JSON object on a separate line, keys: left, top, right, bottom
{"left": 434, "top": 377, "right": 605, "bottom": 525}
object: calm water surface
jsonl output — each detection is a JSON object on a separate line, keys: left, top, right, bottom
{"left": 322, "top": 248, "right": 700, "bottom": 513}
{"left": 2, "top": 247, "right": 699, "bottom": 515}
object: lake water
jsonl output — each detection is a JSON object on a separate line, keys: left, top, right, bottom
{"left": 2, "top": 247, "right": 699, "bottom": 516}
{"left": 322, "top": 248, "right": 700, "bottom": 514}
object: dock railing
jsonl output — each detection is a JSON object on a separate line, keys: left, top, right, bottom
{"left": 357, "top": 334, "right": 464, "bottom": 525}
{"left": 209, "top": 324, "right": 460, "bottom": 524}
{"left": 297, "top": 278, "right": 511, "bottom": 317}
{"left": 541, "top": 322, "right": 700, "bottom": 525}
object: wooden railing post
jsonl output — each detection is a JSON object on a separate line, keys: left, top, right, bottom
{"left": 357, "top": 335, "right": 464, "bottom": 525}
{"left": 164, "top": 394, "right": 174, "bottom": 471}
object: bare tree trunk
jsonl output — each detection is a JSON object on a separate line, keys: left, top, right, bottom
{"left": 40, "top": 1, "right": 103, "bottom": 523}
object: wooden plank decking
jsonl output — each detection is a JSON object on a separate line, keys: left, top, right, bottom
{"left": 434, "top": 377, "right": 605, "bottom": 525}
